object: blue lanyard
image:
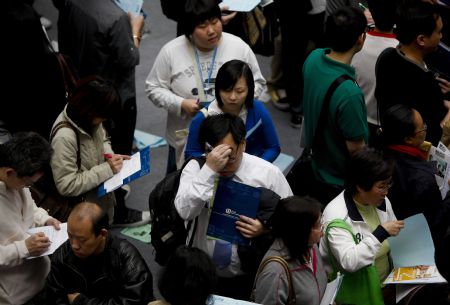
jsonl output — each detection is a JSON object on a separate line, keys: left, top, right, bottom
{"left": 194, "top": 46, "right": 218, "bottom": 94}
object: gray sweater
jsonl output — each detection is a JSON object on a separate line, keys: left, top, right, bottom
{"left": 254, "top": 239, "right": 327, "bottom": 305}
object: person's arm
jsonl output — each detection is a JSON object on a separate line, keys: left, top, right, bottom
{"left": 46, "top": 256, "right": 71, "bottom": 305}
{"left": 145, "top": 46, "right": 188, "bottom": 116}
{"left": 254, "top": 102, "right": 281, "bottom": 162}
{"left": 51, "top": 130, "right": 114, "bottom": 197}
{"left": 174, "top": 159, "right": 218, "bottom": 220}
{"left": 242, "top": 45, "right": 266, "bottom": 98}
{"left": 254, "top": 260, "right": 290, "bottom": 305}
{"left": 184, "top": 112, "right": 207, "bottom": 160}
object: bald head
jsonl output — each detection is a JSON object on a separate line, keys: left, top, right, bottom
{"left": 67, "top": 202, "right": 109, "bottom": 258}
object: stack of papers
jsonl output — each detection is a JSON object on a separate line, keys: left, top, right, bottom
{"left": 27, "top": 223, "right": 68, "bottom": 258}
{"left": 219, "top": 0, "right": 261, "bottom": 12}
{"left": 104, "top": 151, "right": 142, "bottom": 193}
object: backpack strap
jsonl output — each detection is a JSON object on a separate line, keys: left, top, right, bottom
{"left": 50, "top": 121, "right": 81, "bottom": 170}
{"left": 325, "top": 218, "right": 358, "bottom": 280}
{"left": 252, "top": 256, "right": 296, "bottom": 305}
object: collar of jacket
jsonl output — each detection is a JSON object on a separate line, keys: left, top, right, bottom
{"left": 343, "top": 189, "right": 386, "bottom": 222}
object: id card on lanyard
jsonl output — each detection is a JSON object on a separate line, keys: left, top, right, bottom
{"left": 192, "top": 45, "right": 218, "bottom": 103}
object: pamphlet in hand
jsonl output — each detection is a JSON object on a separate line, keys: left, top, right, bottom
{"left": 27, "top": 223, "right": 68, "bottom": 258}
{"left": 113, "top": 0, "right": 143, "bottom": 16}
{"left": 97, "top": 146, "right": 150, "bottom": 196}
{"left": 428, "top": 141, "right": 450, "bottom": 199}
{"left": 320, "top": 272, "right": 344, "bottom": 305}
{"left": 206, "top": 294, "right": 260, "bottom": 305}
{"left": 207, "top": 178, "right": 261, "bottom": 245}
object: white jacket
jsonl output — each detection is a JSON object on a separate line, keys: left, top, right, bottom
{"left": 319, "top": 190, "right": 396, "bottom": 273}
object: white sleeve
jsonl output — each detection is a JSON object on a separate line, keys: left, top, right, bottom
{"left": 243, "top": 45, "right": 266, "bottom": 98}
{"left": 145, "top": 46, "right": 185, "bottom": 116}
{"left": 174, "top": 160, "right": 219, "bottom": 220}
{"left": 272, "top": 168, "right": 294, "bottom": 198}
{"left": 326, "top": 225, "right": 381, "bottom": 272}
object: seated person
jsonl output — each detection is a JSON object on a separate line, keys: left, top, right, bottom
{"left": 175, "top": 113, "right": 292, "bottom": 299}
{"left": 382, "top": 104, "right": 450, "bottom": 245}
{"left": 319, "top": 147, "right": 404, "bottom": 305}
{"left": 185, "top": 59, "right": 280, "bottom": 162}
{"left": 46, "top": 202, "right": 154, "bottom": 305}
{"left": 150, "top": 246, "right": 217, "bottom": 305}
{"left": 254, "top": 196, "right": 328, "bottom": 305}
{"left": 0, "top": 132, "right": 61, "bottom": 305}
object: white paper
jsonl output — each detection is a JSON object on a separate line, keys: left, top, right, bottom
{"left": 206, "top": 295, "right": 260, "bottom": 305}
{"left": 104, "top": 151, "right": 141, "bottom": 192}
{"left": 395, "top": 285, "right": 423, "bottom": 303}
{"left": 219, "top": 0, "right": 261, "bottom": 12}
{"left": 428, "top": 142, "right": 450, "bottom": 199}
{"left": 27, "top": 223, "right": 68, "bottom": 258}
{"left": 320, "top": 273, "right": 344, "bottom": 305}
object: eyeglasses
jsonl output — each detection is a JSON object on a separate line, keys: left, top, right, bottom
{"left": 414, "top": 124, "right": 427, "bottom": 134}
{"left": 376, "top": 180, "right": 394, "bottom": 193}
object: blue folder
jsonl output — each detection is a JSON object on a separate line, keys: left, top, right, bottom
{"left": 97, "top": 146, "right": 151, "bottom": 197}
{"left": 207, "top": 178, "right": 261, "bottom": 245}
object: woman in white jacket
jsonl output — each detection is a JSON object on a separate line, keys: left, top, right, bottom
{"left": 319, "top": 147, "right": 404, "bottom": 304}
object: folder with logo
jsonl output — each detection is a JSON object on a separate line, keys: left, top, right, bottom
{"left": 207, "top": 178, "right": 261, "bottom": 245}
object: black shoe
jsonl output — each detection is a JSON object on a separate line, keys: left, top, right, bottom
{"left": 291, "top": 113, "right": 303, "bottom": 129}
{"left": 271, "top": 97, "right": 291, "bottom": 111}
{"left": 112, "top": 208, "right": 150, "bottom": 228}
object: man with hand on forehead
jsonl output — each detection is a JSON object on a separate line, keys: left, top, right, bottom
{"left": 175, "top": 113, "right": 292, "bottom": 299}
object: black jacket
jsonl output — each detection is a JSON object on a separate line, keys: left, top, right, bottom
{"left": 387, "top": 149, "right": 450, "bottom": 244}
{"left": 46, "top": 235, "right": 154, "bottom": 305}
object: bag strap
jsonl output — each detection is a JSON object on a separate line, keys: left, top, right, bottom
{"left": 325, "top": 218, "right": 358, "bottom": 279}
{"left": 55, "top": 54, "right": 78, "bottom": 100}
{"left": 309, "top": 74, "right": 353, "bottom": 152}
{"left": 253, "top": 256, "right": 296, "bottom": 305}
{"left": 50, "top": 121, "right": 81, "bottom": 170}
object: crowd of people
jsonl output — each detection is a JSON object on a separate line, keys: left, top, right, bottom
{"left": 2, "top": 0, "right": 450, "bottom": 304}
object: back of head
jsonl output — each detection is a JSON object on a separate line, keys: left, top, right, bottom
{"left": 181, "top": 0, "right": 221, "bottom": 38}
{"left": 346, "top": 147, "right": 395, "bottom": 193}
{"left": 368, "top": 0, "right": 398, "bottom": 32}
{"left": 199, "top": 113, "right": 246, "bottom": 147}
{"left": 395, "top": 0, "right": 440, "bottom": 45}
{"left": 159, "top": 246, "right": 217, "bottom": 305}
{"left": 381, "top": 104, "right": 416, "bottom": 146}
{"left": 215, "top": 60, "right": 255, "bottom": 109}
{"left": 272, "top": 196, "right": 322, "bottom": 263}
{"left": 66, "top": 76, "right": 121, "bottom": 132}
{"left": 69, "top": 202, "right": 109, "bottom": 236}
{"left": 0, "top": 132, "right": 52, "bottom": 177}
{"left": 324, "top": 6, "right": 367, "bottom": 52}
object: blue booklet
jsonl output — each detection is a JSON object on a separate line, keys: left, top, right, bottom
{"left": 207, "top": 178, "right": 261, "bottom": 245}
{"left": 97, "top": 146, "right": 151, "bottom": 197}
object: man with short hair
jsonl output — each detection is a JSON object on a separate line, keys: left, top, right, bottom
{"left": 175, "top": 113, "right": 292, "bottom": 299}
{"left": 0, "top": 132, "right": 61, "bottom": 305}
{"left": 302, "top": 6, "right": 369, "bottom": 204}
{"left": 46, "top": 202, "right": 154, "bottom": 305}
{"left": 375, "top": 0, "right": 450, "bottom": 145}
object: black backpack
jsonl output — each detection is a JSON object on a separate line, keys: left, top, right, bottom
{"left": 149, "top": 157, "right": 205, "bottom": 265}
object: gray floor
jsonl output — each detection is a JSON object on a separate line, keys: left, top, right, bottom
{"left": 34, "top": 0, "right": 302, "bottom": 297}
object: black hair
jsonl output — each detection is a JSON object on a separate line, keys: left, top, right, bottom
{"left": 159, "top": 246, "right": 217, "bottom": 305}
{"left": 0, "top": 132, "right": 52, "bottom": 177}
{"left": 381, "top": 104, "right": 417, "bottom": 146}
{"left": 368, "top": 0, "right": 397, "bottom": 32}
{"left": 66, "top": 76, "right": 121, "bottom": 134}
{"left": 215, "top": 60, "right": 254, "bottom": 109}
{"left": 272, "top": 196, "right": 323, "bottom": 264}
{"left": 395, "top": 0, "right": 440, "bottom": 45}
{"left": 181, "top": 0, "right": 222, "bottom": 38}
{"left": 199, "top": 113, "right": 246, "bottom": 147}
{"left": 91, "top": 207, "right": 109, "bottom": 235}
{"left": 324, "top": 6, "right": 367, "bottom": 52}
{"left": 346, "top": 147, "right": 395, "bottom": 194}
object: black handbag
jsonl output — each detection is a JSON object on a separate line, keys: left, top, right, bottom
{"left": 286, "top": 74, "right": 353, "bottom": 196}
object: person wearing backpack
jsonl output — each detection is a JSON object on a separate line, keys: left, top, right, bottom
{"left": 174, "top": 114, "right": 292, "bottom": 300}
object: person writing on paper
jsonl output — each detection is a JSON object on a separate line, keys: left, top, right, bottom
{"left": 145, "top": 0, "right": 265, "bottom": 174}
{"left": 381, "top": 104, "right": 450, "bottom": 246}
{"left": 185, "top": 59, "right": 280, "bottom": 162}
{"left": 0, "top": 132, "right": 61, "bottom": 305}
{"left": 46, "top": 202, "right": 154, "bottom": 305}
{"left": 175, "top": 114, "right": 292, "bottom": 299}
{"left": 319, "top": 147, "right": 404, "bottom": 305}
{"left": 50, "top": 76, "right": 128, "bottom": 223}
{"left": 254, "top": 196, "right": 328, "bottom": 305}
{"left": 150, "top": 246, "right": 217, "bottom": 305}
